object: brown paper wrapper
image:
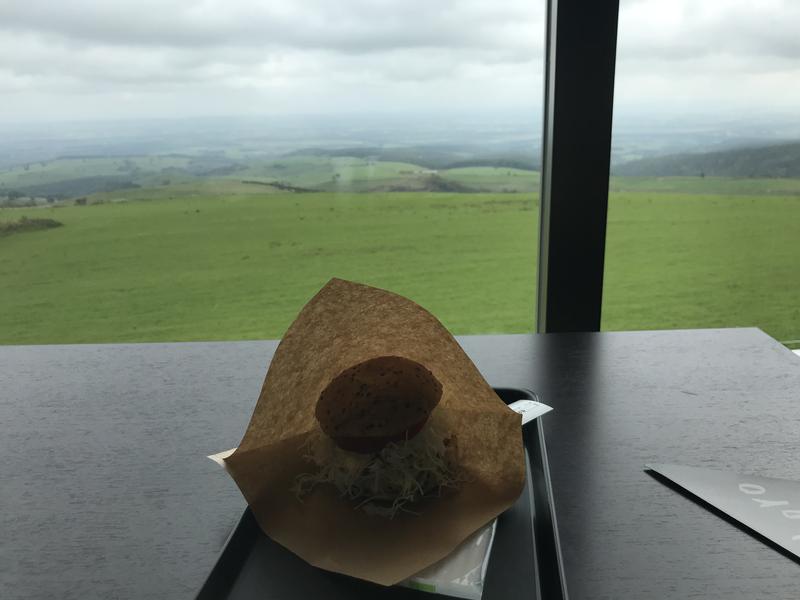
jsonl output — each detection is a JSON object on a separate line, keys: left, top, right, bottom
{"left": 225, "top": 278, "right": 525, "bottom": 585}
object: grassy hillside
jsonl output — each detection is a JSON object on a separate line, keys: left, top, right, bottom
{"left": 230, "top": 157, "right": 538, "bottom": 193}
{"left": 0, "top": 156, "right": 190, "bottom": 188}
{"left": 0, "top": 156, "right": 201, "bottom": 198}
{"left": 0, "top": 191, "right": 538, "bottom": 343}
{"left": 610, "top": 176, "right": 800, "bottom": 196}
{"left": 441, "top": 167, "right": 538, "bottom": 193}
{"left": 11, "top": 151, "right": 800, "bottom": 202}
{"left": 2, "top": 181, "right": 799, "bottom": 346}
{"left": 227, "top": 156, "right": 421, "bottom": 189}
{"left": 614, "top": 141, "right": 800, "bottom": 178}
{"left": 602, "top": 192, "right": 800, "bottom": 342}
{"left": 0, "top": 153, "right": 543, "bottom": 200}
{"left": 285, "top": 145, "right": 539, "bottom": 171}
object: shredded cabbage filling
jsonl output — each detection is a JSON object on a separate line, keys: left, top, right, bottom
{"left": 293, "top": 425, "right": 462, "bottom": 518}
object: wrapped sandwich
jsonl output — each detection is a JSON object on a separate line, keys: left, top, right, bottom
{"left": 224, "top": 278, "right": 525, "bottom": 585}
{"left": 294, "top": 356, "right": 462, "bottom": 518}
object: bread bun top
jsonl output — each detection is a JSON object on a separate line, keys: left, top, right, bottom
{"left": 315, "top": 356, "right": 442, "bottom": 443}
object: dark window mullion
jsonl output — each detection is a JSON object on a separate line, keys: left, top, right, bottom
{"left": 537, "top": 0, "right": 620, "bottom": 333}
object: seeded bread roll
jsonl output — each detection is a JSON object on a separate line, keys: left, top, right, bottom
{"left": 315, "top": 356, "right": 442, "bottom": 452}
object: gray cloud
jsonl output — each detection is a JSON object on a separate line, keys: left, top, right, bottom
{"left": 0, "top": 0, "right": 544, "bottom": 120}
{"left": 0, "top": 0, "right": 798, "bottom": 121}
{"left": 619, "top": 0, "right": 800, "bottom": 61}
{"left": 613, "top": 0, "right": 800, "bottom": 114}
{"left": 0, "top": 0, "right": 540, "bottom": 53}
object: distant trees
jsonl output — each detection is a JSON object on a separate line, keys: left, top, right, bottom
{"left": 0, "top": 216, "right": 63, "bottom": 236}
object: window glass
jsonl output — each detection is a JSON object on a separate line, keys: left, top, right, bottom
{"left": 604, "top": 0, "right": 800, "bottom": 350}
{"left": 0, "top": 1, "right": 544, "bottom": 344}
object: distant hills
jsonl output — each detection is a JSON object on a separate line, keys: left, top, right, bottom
{"left": 297, "top": 140, "right": 800, "bottom": 178}
{"left": 285, "top": 145, "right": 539, "bottom": 172}
{"left": 5, "top": 139, "right": 800, "bottom": 205}
{"left": 614, "top": 141, "right": 800, "bottom": 178}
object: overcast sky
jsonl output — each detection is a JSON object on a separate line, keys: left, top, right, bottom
{"left": 1, "top": 0, "right": 799, "bottom": 123}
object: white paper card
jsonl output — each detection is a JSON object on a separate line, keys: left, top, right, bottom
{"left": 508, "top": 398, "right": 553, "bottom": 425}
{"left": 400, "top": 519, "right": 497, "bottom": 600}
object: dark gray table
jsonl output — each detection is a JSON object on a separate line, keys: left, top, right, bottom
{"left": 3, "top": 328, "right": 800, "bottom": 599}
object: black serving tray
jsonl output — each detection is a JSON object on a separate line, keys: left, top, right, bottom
{"left": 197, "top": 388, "right": 566, "bottom": 600}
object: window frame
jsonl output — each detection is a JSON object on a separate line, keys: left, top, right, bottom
{"left": 537, "top": 0, "right": 620, "bottom": 333}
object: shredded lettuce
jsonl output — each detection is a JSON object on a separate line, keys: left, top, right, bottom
{"left": 293, "top": 425, "right": 462, "bottom": 518}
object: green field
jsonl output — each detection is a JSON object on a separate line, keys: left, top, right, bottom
{"left": 441, "top": 167, "right": 539, "bottom": 192}
{"left": 0, "top": 154, "right": 541, "bottom": 199}
{"left": 0, "top": 191, "right": 538, "bottom": 343}
{"left": 218, "top": 159, "right": 539, "bottom": 193}
{"left": 2, "top": 173, "right": 799, "bottom": 346}
{"left": 609, "top": 175, "right": 800, "bottom": 196}
{"left": 0, "top": 156, "right": 192, "bottom": 188}
{"left": 603, "top": 192, "right": 800, "bottom": 342}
